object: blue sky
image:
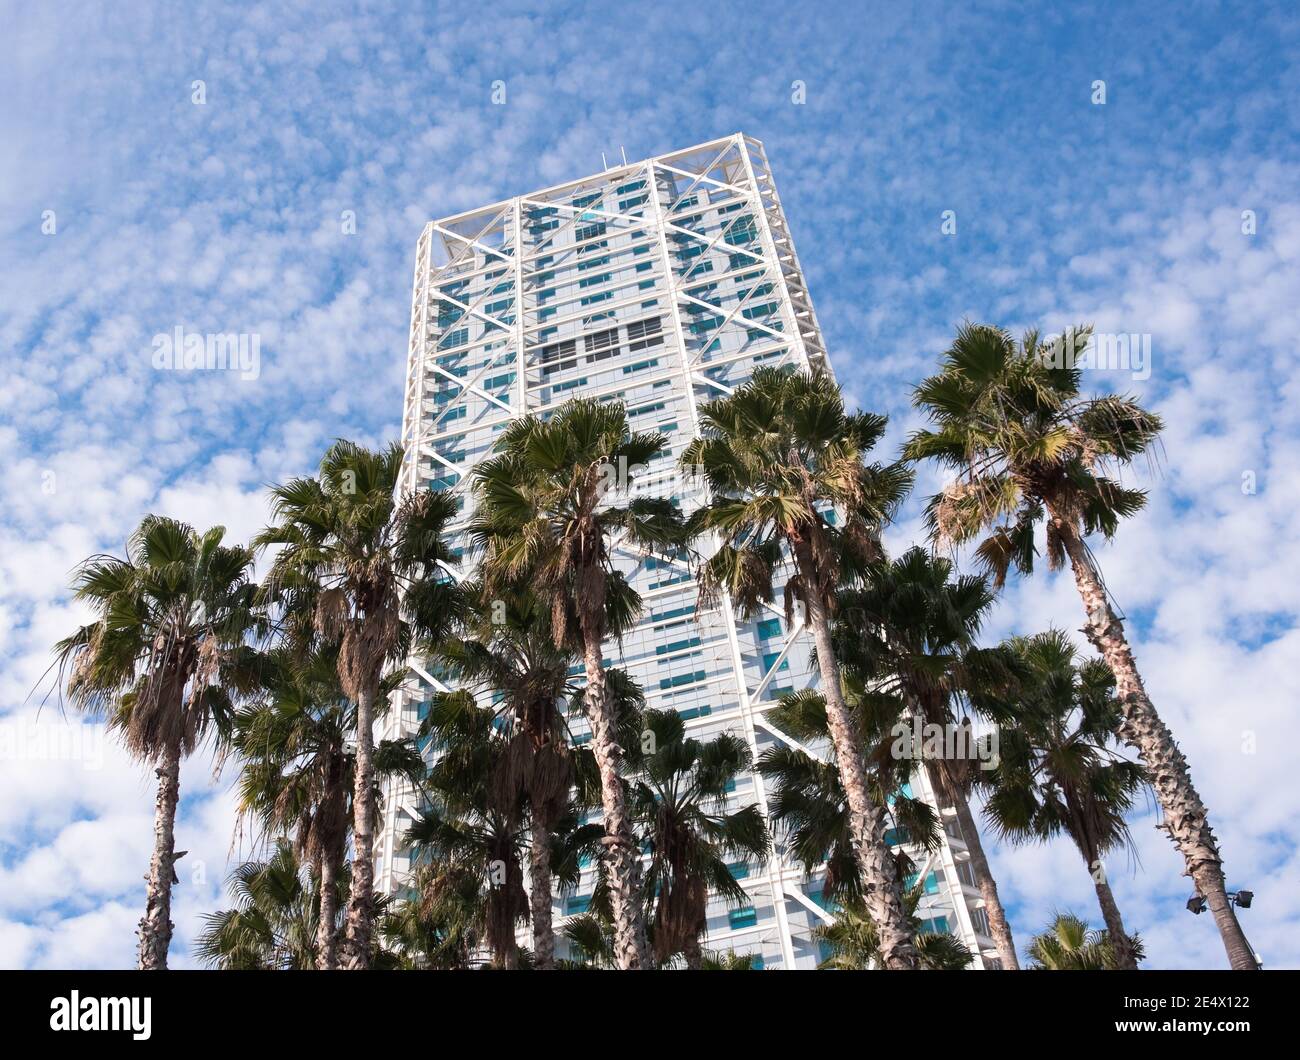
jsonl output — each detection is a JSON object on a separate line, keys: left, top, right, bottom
{"left": 2, "top": 0, "right": 1298, "bottom": 969}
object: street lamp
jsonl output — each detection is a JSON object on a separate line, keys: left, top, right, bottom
{"left": 1186, "top": 889, "right": 1253, "bottom": 914}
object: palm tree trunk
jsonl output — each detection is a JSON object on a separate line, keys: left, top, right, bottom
{"left": 804, "top": 588, "right": 919, "bottom": 970}
{"left": 342, "top": 683, "right": 377, "bottom": 970}
{"left": 682, "top": 932, "right": 704, "bottom": 970}
{"left": 580, "top": 626, "right": 651, "bottom": 970}
{"left": 945, "top": 778, "right": 1020, "bottom": 969}
{"left": 497, "top": 920, "right": 521, "bottom": 969}
{"left": 528, "top": 816, "right": 556, "bottom": 969}
{"left": 1091, "top": 869, "right": 1138, "bottom": 969}
{"left": 1053, "top": 516, "right": 1258, "bottom": 970}
{"left": 138, "top": 735, "right": 182, "bottom": 970}
{"left": 317, "top": 852, "right": 340, "bottom": 970}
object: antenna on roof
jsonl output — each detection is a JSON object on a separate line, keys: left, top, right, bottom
{"left": 620, "top": 145, "right": 628, "bottom": 165}
{"left": 601, "top": 151, "right": 608, "bottom": 170}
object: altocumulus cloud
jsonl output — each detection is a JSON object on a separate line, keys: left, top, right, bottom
{"left": 1, "top": 0, "right": 1298, "bottom": 967}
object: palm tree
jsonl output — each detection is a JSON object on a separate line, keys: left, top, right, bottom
{"left": 407, "top": 689, "right": 531, "bottom": 968}
{"left": 758, "top": 686, "right": 942, "bottom": 909}
{"left": 255, "top": 440, "right": 464, "bottom": 969}
{"left": 232, "top": 646, "right": 424, "bottom": 969}
{"left": 563, "top": 913, "right": 619, "bottom": 969}
{"left": 682, "top": 367, "right": 919, "bottom": 967}
{"left": 469, "top": 398, "right": 684, "bottom": 969}
{"left": 906, "top": 322, "right": 1257, "bottom": 969}
{"left": 630, "top": 709, "right": 772, "bottom": 968}
{"left": 379, "top": 863, "right": 484, "bottom": 969}
{"left": 1026, "top": 912, "right": 1145, "bottom": 970}
{"left": 436, "top": 587, "right": 579, "bottom": 968}
{"left": 196, "top": 840, "right": 321, "bottom": 970}
{"left": 977, "top": 631, "right": 1149, "bottom": 969}
{"left": 816, "top": 885, "right": 975, "bottom": 970}
{"left": 55, "top": 516, "right": 260, "bottom": 969}
{"left": 699, "top": 949, "right": 764, "bottom": 970}
{"left": 833, "top": 547, "right": 1021, "bottom": 968}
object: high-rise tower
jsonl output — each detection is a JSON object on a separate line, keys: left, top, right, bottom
{"left": 376, "top": 133, "right": 1000, "bottom": 968}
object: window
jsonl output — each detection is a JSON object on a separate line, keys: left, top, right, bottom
{"left": 659, "top": 670, "right": 706, "bottom": 690}
{"left": 757, "top": 618, "right": 782, "bottom": 639}
{"left": 540, "top": 339, "right": 577, "bottom": 376}
{"left": 678, "top": 704, "right": 712, "bottom": 721}
{"left": 905, "top": 870, "right": 940, "bottom": 895}
{"left": 729, "top": 907, "right": 758, "bottom": 929}
{"left": 584, "top": 327, "right": 619, "bottom": 362}
{"left": 725, "top": 216, "right": 757, "bottom": 246}
{"left": 627, "top": 316, "right": 663, "bottom": 351}
{"left": 575, "top": 222, "right": 606, "bottom": 242}
{"left": 656, "top": 636, "right": 701, "bottom": 655}
{"left": 565, "top": 895, "right": 592, "bottom": 916}
{"left": 762, "top": 652, "right": 790, "bottom": 673}
{"left": 438, "top": 328, "right": 468, "bottom": 350}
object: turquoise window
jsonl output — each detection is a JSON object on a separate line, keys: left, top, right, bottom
{"left": 657, "top": 637, "right": 702, "bottom": 655}
{"left": 904, "top": 871, "right": 940, "bottom": 895}
{"left": 756, "top": 618, "right": 782, "bottom": 639}
{"left": 729, "top": 907, "right": 758, "bottom": 929}
{"left": 762, "top": 652, "right": 790, "bottom": 673}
